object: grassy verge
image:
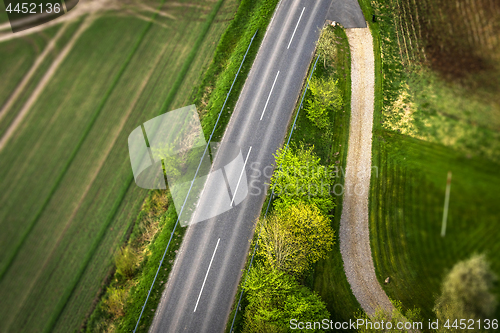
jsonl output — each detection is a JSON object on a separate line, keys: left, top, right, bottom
{"left": 303, "top": 27, "right": 363, "bottom": 328}
{"left": 85, "top": 0, "right": 280, "bottom": 331}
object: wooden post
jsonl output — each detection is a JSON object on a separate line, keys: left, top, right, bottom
{"left": 441, "top": 171, "right": 452, "bottom": 237}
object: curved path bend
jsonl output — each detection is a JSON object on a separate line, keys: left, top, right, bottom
{"left": 339, "top": 27, "right": 394, "bottom": 316}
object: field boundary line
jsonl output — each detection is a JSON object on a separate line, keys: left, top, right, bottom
{"left": 122, "top": 9, "right": 171, "bottom": 30}
{"left": 0, "top": 0, "right": 116, "bottom": 42}
{"left": 0, "top": 22, "right": 70, "bottom": 124}
{"left": 134, "top": 3, "right": 177, "bottom": 20}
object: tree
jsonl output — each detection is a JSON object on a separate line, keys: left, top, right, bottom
{"left": 271, "top": 144, "right": 335, "bottom": 215}
{"left": 243, "top": 266, "right": 330, "bottom": 333}
{"left": 316, "top": 26, "right": 337, "bottom": 68}
{"left": 258, "top": 213, "right": 295, "bottom": 273}
{"left": 305, "top": 76, "right": 343, "bottom": 129}
{"left": 434, "top": 254, "right": 498, "bottom": 324}
{"left": 258, "top": 202, "right": 335, "bottom": 276}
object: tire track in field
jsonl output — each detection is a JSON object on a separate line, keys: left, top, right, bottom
{"left": 0, "top": 0, "right": 189, "bottom": 41}
{"left": 0, "top": 0, "right": 115, "bottom": 40}
{"left": 340, "top": 27, "right": 394, "bottom": 316}
{"left": 0, "top": 16, "right": 94, "bottom": 151}
{"left": 0, "top": 22, "right": 69, "bottom": 124}
{"left": 3, "top": 36, "right": 172, "bottom": 333}
{"left": 0, "top": 0, "right": 196, "bottom": 284}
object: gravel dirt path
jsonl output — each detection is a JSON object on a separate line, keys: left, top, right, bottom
{"left": 339, "top": 27, "right": 394, "bottom": 316}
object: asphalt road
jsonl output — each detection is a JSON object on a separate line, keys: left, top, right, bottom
{"left": 149, "top": 0, "right": 333, "bottom": 332}
{"left": 326, "top": 0, "right": 366, "bottom": 28}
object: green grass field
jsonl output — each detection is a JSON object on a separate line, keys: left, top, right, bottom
{"left": 0, "top": 0, "right": 240, "bottom": 331}
{"left": 358, "top": 0, "right": 500, "bottom": 324}
{"left": 370, "top": 131, "right": 500, "bottom": 321}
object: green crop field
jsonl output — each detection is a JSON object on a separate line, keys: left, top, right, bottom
{"left": 0, "top": 0, "right": 239, "bottom": 331}
{"left": 359, "top": 0, "right": 500, "bottom": 323}
{"left": 370, "top": 132, "right": 500, "bottom": 321}
{"left": 367, "top": 0, "right": 500, "bottom": 163}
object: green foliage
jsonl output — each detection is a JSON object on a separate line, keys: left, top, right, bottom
{"left": 434, "top": 254, "right": 498, "bottom": 323}
{"left": 234, "top": 20, "right": 353, "bottom": 333}
{"left": 117, "top": 205, "right": 183, "bottom": 333}
{"left": 316, "top": 26, "right": 337, "bottom": 68}
{"left": 271, "top": 144, "right": 335, "bottom": 215}
{"left": 104, "top": 287, "right": 128, "bottom": 319}
{"left": 258, "top": 202, "right": 334, "bottom": 276}
{"left": 115, "top": 245, "right": 139, "bottom": 279}
{"left": 305, "top": 76, "right": 342, "bottom": 129}
{"left": 243, "top": 266, "right": 330, "bottom": 333}
{"left": 303, "top": 27, "right": 362, "bottom": 325}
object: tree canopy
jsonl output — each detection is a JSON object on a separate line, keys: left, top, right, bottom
{"left": 305, "top": 76, "right": 342, "bottom": 129}
{"left": 258, "top": 202, "right": 334, "bottom": 276}
{"left": 316, "top": 26, "right": 337, "bottom": 68}
{"left": 434, "top": 254, "right": 498, "bottom": 322}
{"left": 243, "top": 266, "right": 330, "bottom": 333}
{"left": 271, "top": 144, "right": 335, "bottom": 215}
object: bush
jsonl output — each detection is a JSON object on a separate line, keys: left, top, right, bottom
{"left": 258, "top": 202, "right": 334, "bottom": 276}
{"left": 104, "top": 287, "right": 128, "bottom": 319}
{"left": 434, "top": 254, "right": 498, "bottom": 323}
{"left": 316, "top": 26, "right": 337, "bottom": 68}
{"left": 115, "top": 245, "right": 139, "bottom": 279}
{"left": 243, "top": 266, "right": 330, "bottom": 333}
{"left": 305, "top": 76, "right": 343, "bottom": 129}
{"left": 271, "top": 144, "right": 335, "bottom": 215}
